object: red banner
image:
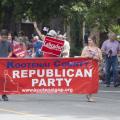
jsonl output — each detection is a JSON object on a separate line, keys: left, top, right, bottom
{"left": 41, "top": 36, "right": 64, "bottom": 57}
{"left": 0, "top": 58, "right": 99, "bottom": 94}
{"left": 12, "top": 42, "right": 26, "bottom": 58}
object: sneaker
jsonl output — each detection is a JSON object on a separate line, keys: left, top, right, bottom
{"left": 2, "top": 95, "right": 8, "bottom": 101}
{"left": 86, "top": 95, "right": 95, "bottom": 102}
{"left": 114, "top": 83, "right": 120, "bottom": 87}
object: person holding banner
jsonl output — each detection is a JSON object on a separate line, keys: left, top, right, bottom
{"left": 0, "top": 29, "right": 12, "bottom": 101}
{"left": 12, "top": 41, "right": 26, "bottom": 58}
{"left": 81, "top": 34, "right": 102, "bottom": 102}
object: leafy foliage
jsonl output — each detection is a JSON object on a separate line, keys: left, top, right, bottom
{"left": 0, "top": 0, "right": 120, "bottom": 55}
{"left": 109, "top": 25, "right": 120, "bottom": 34}
{"left": 85, "top": 0, "right": 120, "bottom": 31}
{"left": 0, "top": 0, "right": 120, "bottom": 31}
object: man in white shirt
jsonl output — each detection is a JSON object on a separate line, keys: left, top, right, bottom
{"left": 57, "top": 34, "right": 70, "bottom": 58}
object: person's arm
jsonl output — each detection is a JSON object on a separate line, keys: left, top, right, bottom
{"left": 8, "top": 52, "right": 13, "bottom": 57}
{"left": 81, "top": 47, "right": 86, "bottom": 57}
{"left": 62, "top": 41, "right": 70, "bottom": 58}
{"left": 101, "top": 41, "right": 106, "bottom": 55}
{"left": 81, "top": 46, "right": 91, "bottom": 58}
{"left": 32, "top": 48, "right": 35, "bottom": 57}
{"left": 33, "top": 22, "right": 45, "bottom": 41}
{"left": 93, "top": 48, "right": 103, "bottom": 61}
{"left": 117, "top": 42, "right": 120, "bottom": 55}
{"left": 99, "top": 49, "right": 103, "bottom": 61}
{"left": 62, "top": 50, "right": 69, "bottom": 58}
{"left": 8, "top": 43, "right": 13, "bottom": 57}
{"left": 23, "top": 43, "right": 26, "bottom": 51}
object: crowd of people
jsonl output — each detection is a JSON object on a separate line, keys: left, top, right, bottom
{"left": 0, "top": 26, "right": 70, "bottom": 58}
{"left": 0, "top": 23, "right": 70, "bottom": 101}
{"left": 0, "top": 23, "right": 120, "bottom": 102}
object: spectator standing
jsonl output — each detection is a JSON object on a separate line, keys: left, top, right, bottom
{"left": 32, "top": 36, "right": 43, "bottom": 57}
{"left": 101, "top": 32, "right": 120, "bottom": 87}
{"left": 33, "top": 22, "right": 58, "bottom": 57}
{"left": 15, "top": 31, "right": 30, "bottom": 47}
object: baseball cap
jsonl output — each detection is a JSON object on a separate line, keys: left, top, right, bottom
{"left": 47, "top": 30, "right": 57, "bottom": 37}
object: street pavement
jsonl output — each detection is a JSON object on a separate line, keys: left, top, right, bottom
{"left": 0, "top": 84, "right": 120, "bottom": 120}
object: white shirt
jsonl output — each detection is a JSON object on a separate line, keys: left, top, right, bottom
{"left": 62, "top": 40, "right": 70, "bottom": 58}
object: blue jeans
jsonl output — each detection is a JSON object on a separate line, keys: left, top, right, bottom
{"left": 105, "top": 55, "right": 118, "bottom": 85}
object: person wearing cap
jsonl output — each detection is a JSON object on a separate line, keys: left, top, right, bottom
{"left": 33, "top": 22, "right": 57, "bottom": 41}
{"left": 43, "top": 29, "right": 58, "bottom": 57}
{"left": 33, "top": 22, "right": 58, "bottom": 57}
{"left": 47, "top": 30, "right": 57, "bottom": 37}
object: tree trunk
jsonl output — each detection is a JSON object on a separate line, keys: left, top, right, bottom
{"left": 1, "top": 3, "right": 14, "bottom": 31}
